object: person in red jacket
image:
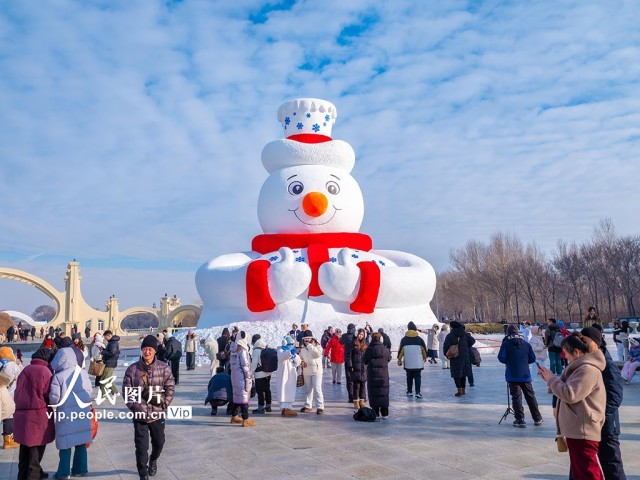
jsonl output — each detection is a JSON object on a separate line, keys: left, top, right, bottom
{"left": 13, "top": 347, "right": 55, "bottom": 480}
{"left": 323, "top": 329, "right": 344, "bottom": 384}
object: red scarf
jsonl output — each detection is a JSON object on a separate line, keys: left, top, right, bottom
{"left": 252, "top": 233, "right": 372, "bottom": 297}
{"left": 247, "top": 232, "right": 379, "bottom": 313}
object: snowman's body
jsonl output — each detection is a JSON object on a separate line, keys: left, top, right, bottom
{"left": 196, "top": 98, "right": 437, "bottom": 328}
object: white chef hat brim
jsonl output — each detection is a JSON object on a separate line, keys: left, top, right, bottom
{"left": 261, "top": 139, "right": 355, "bottom": 174}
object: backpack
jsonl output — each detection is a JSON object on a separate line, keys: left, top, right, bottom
{"left": 353, "top": 407, "right": 377, "bottom": 422}
{"left": 258, "top": 347, "right": 278, "bottom": 374}
{"left": 552, "top": 331, "right": 564, "bottom": 348}
{"left": 469, "top": 346, "right": 482, "bottom": 366}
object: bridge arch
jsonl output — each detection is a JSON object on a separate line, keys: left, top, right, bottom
{"left": 1, "top": 310, "right": 47, "bottom": 328}
{"left": 167, "top": 305, "right": 202, "bottom": 327}
{"left": 0, "top": 268, "right": 64, "bottom": 323}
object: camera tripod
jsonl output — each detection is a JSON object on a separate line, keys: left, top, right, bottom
{"left": 498, "top": 384, "right": 515, "bottom": 424}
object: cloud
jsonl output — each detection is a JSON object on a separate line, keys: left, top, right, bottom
{"left": 1, "top": 0, "right": 639, "bottom": 312}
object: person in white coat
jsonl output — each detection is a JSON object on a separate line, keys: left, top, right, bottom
{"left": 298, "top": 330, "right": 325, "bottom": 414}
{"left": 438, "top": 324, "right": 450, "bottom": 369}
{"left": 276, "top": 336, "right": 301, "bottom": 417}
{"left": 200, "top": 337, "right": 219, "bottom": 377}
{"left": 528, "top": 326, "right": 547, "bottom": 377}
{"left": 0, "top": 347, "right": 22, "bottom": 449}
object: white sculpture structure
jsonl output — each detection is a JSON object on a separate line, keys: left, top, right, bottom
{"left": 196, "top": 98, "right": 437, "bottom": 327}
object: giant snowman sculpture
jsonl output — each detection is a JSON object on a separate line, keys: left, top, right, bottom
{"left": 196, "top": 98, "right": 437, "bottom": 328}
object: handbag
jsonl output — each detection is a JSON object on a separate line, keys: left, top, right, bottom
{"left": 446, "top": 337, "right": 460, "bottom": 359}
{"left": 555, "top": 434, "right": 568, "bottom": 453}
{"left": 296, "top": 367, "right": 305, "bottom": 387}
{"left": 88, "top": 359, "right": 106, "bottom": 377}
{"left": 555, "top": 400, "right": 568, "bottom": 453}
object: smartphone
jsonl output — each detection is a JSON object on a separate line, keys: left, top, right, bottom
{"left": 535, "top": 361, "right": 541, "bottom": 368}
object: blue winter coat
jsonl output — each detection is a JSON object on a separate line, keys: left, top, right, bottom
{"left": 49, "top": 348, "right": 93, "bottom": 450}
{"left": 498, "top": 335, "right": 535, "bottom": 383}
{"left": 205, "top": 372, "right": 232, "bottom": 405}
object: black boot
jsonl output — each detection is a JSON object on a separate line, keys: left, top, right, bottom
{"left": 210, "top": 406, "right": 218, "bottom": 416}
{"left": 148, "top": 459, "right": 157, "bottom": 476}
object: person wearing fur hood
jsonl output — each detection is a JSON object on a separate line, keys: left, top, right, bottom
{"left": 277, "top": 336, "right": 301, "bottom": 417}
{"left": 200, "top": 336, "right": 219, "bottom": 377}
{"left": 229, "top": 331, "right": 255, "bottom": 427}
{"left": 539, "top": 333, "right": 607, "bottom": 479}
{"left": 298, "top": 330, "right": 325, "bottom": 414}
{"left": 49, "top": 347, "right": 93, "bottom": 478}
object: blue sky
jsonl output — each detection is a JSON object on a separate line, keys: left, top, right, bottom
{"left": 1, "top": 0, "right": 639, "bottom": 314}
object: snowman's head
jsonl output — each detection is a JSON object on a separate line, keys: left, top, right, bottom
{"left": 258, "top": 165, "right": 364, "bottom": 234}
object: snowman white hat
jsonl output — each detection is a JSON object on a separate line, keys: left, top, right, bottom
{"left": 261, "top": 97, "right": 356, "bottom": 173}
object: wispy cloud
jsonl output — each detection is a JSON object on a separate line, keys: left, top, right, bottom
{"left": 1, "top": 0, "right": 639, "bottom": 312}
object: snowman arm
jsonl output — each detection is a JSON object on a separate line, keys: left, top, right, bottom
{"left": 196, "top": 252, "right": 259, "bottom": 309}
{"left": 370, "top": 250, "right": 436, "bottom": 308}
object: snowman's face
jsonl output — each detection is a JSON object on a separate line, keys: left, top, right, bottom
{"left": 258, "top": 165, "right": 364, "bottom": 234}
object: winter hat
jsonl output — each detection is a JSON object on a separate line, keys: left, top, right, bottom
{"left": 580, "top": 327, "right": 602, "bottom": 347}
{"left": 59, "top": 337, "right": 73, "bottom": 348}
{"left": 557, "top": 321, "right": 565, "bottom": 327}
{"left": 251, "top": 334, "right": 261, "bottom": 346}
{"left": 407, "top": 321, "right": 417, "bottom": 331}
{"left": 531, "top": 326, "right": 540, "bottom": 335}
{"left": 235, "top": 331, "right": 249, "bottom": 350}
{"left": 507, "top": 324, "right": 519, "bottom": 335}
{"left": 441, "top": 324, "right": 449, "bottom": 331}
{"left": 377, "top": 328, "right": 385, "bottom": 334}
{"left": 0, "top": 347, "right": 15, "bottom": 362}
{"left": 44, "top": 339, "right": 55, "bottom": 349}
{"left": 156, "top": 333, "right": 165, "bottom": 343}
{"left": 630, "top": 338, "right": 639, "bottom": 347}
{"left": 450, "top": 321, "right": 462, "bottom": 329}
{"left": 141, "top": 335, "right": 158, "bottom": 351}
{"left": 71, "top": 333, "right": 81, "bottom": 341}
{"left": 302, "top": 330, "right": 314, "bottom": 340}
{"left": 31, "top": 347, "right": 53, "bottom": 363}
{"left": 282, "top": 335, "right": 295, "bottom": 346}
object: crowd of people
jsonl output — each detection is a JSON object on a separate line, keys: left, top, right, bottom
{"left": 1, "top": 312, "right": 638, "bottom": 480}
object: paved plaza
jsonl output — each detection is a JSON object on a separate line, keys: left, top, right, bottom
{"left": 1, "top": 349, "right": 639, "bottom": 480}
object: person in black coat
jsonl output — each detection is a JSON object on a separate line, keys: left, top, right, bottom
{"left": 443, "top": 321, "right": 476, "bottom": 396}
{"left": 580, "top": 327, "right": 626, "bottom": 480}
{"left": 163, "top": 335, "right": 182, "bottom": 385}
{"left": 340, "top": 323, "right": 356, "bottom": 403}
{"left": 216, "top": 328, "right": 230, "bottom": 370}
{"left": 350, "top": 329, "right": 368, "bottom": 411}
{"left": 363, "top": 332, "right": 391, "bottom": 420}
{"left": 377, "top": 328, "right": 392, "bottom": 352}
{"left": 100, "top": 330, "right": 120, "bottom": 396}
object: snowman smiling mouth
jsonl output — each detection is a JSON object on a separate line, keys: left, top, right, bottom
{"left": 289, "top": 206, "right": 341, "bottom": 225}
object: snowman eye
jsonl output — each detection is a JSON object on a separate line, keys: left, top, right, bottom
{"left": 288, "top": 181, "right": 304, "bottom": 196}
{"left": 326, "top": 181, "right": 340, "bottom": 195}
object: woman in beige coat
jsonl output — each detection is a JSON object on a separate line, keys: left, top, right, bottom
{"left": 539, "top": 333, "right": 606, "bottom": 480}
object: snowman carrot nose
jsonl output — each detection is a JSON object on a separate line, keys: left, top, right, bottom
{"left": 302, "top": 192, "right": 328, "bottom": 217}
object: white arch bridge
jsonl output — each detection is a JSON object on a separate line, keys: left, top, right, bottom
{"left": 0, "top": 262, "right": 201, "bottom": 335}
